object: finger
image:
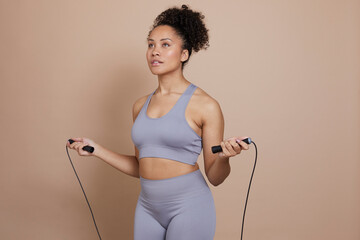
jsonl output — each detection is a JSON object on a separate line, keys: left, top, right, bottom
{"left": 78, "top": 143, "right": 87, "bottom": 151}
{"left": 69, "top": 139, "right": 80, "bottom": 147}
{"left": 73, "top": 142, "right": 84, "bottom": 151}
{"left": 69, "top": 141, "right": 77, "bottom": 148}
{"left": 76, "top": 143, "right": 89, "bottom": 155}
{"left": 230, "top": 139, "right": 242, "bottom": 154}
{"left": 68, "top": 137, "right": 83, "bottom": 146}
{"left": 236, "top": 139, "right": 249, "bottom": 150}
{"left": 236, "top": 136, "right": 249, "bottom": 141}
{"left": 70, "top": 142, "right": 78, "bottom": 150}
{"left": 225, "top": 141, "right": 236, "bottom": 156}
{"left": 220, "top": 141, "right": 231, "bottom": 157}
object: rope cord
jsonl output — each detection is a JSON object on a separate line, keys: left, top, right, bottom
{"left": 241, "top": 141, "right": 258, "bottom": 240}
{"left": 66, "top": 146, "right": 102, "bottom": 240}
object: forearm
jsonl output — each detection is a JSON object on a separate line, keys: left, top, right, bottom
{"left": 93, "top": 143, "right": 139, "bottom": 178}
{"left": 207, "top": 155, "right": 231, "bottom": 186}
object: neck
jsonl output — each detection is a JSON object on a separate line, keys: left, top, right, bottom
{"left": 156, "top": 68, "right": 189, "bottom": 95}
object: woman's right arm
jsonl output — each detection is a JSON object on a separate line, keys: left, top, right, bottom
{"left": 67, "top": 97, "right": 145, "bottom": 178}
{"left": 67, "top": 136, "right": 140, "bottom": 178}
{"left": 92, "top": 143, "right": 140, "bottom": 178}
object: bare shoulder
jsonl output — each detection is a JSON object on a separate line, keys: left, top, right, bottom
{"left": 132, "top": 93, "right": 150, "bottom": 122}
{"left": 194, "top": 86, "right": 221, "bottom": 112}
{"left": 192, "top": 86, "right": 223, "bottom": 123}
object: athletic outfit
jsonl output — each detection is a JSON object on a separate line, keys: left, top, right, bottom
{"left": 131, "top": 83, "right": 216, "bottom": 240}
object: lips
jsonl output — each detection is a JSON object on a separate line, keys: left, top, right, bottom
{"left": 151, "top": 60, "right": 163, "bottom": 66}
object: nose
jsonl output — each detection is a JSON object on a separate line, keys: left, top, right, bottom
{"left": 151, "top": 45, "right": 160, "bottom": 56}
{"left": 152, "top": 50, "right": 160, "bottom": 56}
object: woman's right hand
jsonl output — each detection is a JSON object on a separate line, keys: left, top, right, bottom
{"left": 66, "top": 137, "right": 97, "bottom": 156}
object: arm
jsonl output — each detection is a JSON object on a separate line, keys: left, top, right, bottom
{"left": 201, "top": 98, "right": 230, "bottom": 186}
{"left": 201, "top": 98, "right": 249, "bottom": 186}
{"left": 92, "top": 144, "right": 139, "bottom": 178}
{"left": 68, "top": 137, "right": 140, "bottom": 178}
{"left": 89, "top": 97, "right": 145, "bottom": 178}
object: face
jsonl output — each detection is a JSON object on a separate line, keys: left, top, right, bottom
{"left": 146, "top": 25, "right": 189, "bottom": 76}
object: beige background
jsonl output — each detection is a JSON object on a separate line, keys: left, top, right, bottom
{"left": 1, "top": 0, "right": 359, "bottom": 239}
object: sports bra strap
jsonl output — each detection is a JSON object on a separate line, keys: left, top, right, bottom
{"left": 173, "top": 83, "right": 197, "bottom": 116}
{"left": 142, "top": 83, "right": 197, "bottom": 119}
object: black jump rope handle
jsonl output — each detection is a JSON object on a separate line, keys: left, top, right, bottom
{"left": 68, "top": 139, "right": 94, "bottom": 153}
{"left": 211, "top": 138, "right": 252, "bottom": 153}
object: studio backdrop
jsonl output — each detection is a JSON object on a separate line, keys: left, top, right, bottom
{"left": 0, "top": 0, "right": 359, "bottom": 239}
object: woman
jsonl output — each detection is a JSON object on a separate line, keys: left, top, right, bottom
{"left": 67, "top": 4, "right": 249, "bottom": 240}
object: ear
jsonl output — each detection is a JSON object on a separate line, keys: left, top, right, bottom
{"left": 180, "top": 49, "right": 189, "bottom": 62}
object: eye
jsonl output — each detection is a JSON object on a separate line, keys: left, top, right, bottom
{"left": 163, "top": 43, "right": 170, "bottom": 47}
{"left": 148, "top": 43, "right": 154, "bottom": 48}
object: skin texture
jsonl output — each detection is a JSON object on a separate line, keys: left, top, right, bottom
{"left": 67, "top": 25, "right": 249, "bottom": 186}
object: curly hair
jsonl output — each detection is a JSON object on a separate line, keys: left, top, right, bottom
{"left": 148, "top": 4, "right": 210, "bottom": 68}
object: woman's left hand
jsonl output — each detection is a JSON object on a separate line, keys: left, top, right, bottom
{"left": 218, "top": 136, "right": 250, "bottom": 159}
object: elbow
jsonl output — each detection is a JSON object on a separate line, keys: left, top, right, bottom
{"left": 208, "top": 178, "right": 225, "bottom": 187}
{"left": 206, "top": 169, "right": 231, "bottom": 187}
{"left": 206, "top": 169, "right": 230, "bottom": 187}
{"left": 211, "top": 182, "right": 220, "bottom": 187}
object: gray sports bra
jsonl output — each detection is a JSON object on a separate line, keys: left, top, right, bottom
{"left": 131, "top": 83, "right": 202, "bottom": 165}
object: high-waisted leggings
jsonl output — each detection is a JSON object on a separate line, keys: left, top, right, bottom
{"left": 134, "top": 169, "right": 216, "bottom": 240}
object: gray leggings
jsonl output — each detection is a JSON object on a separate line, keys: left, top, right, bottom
{"left": 134, "top": 169, "right": 216, "bottom": 240}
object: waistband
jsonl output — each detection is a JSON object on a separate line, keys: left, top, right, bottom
{"left": 139, "top": 169, "right": 210, "bottom": 203}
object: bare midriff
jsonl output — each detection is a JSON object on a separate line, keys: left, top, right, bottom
{"left": 139, "top": 157, "right": 200, "bottom": 180}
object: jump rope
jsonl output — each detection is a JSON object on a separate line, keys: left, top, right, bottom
{"left": 66, "top": 137, "right": 258, "bottom": 240}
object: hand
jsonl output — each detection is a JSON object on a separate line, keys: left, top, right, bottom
{"left": 218, "top": 136, "right": 250, "bottom": 159}
{"left": 66, "top": 137, "right": 96, "bottom": 156}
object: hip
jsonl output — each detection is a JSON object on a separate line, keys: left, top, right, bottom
{"left": 139, "top": 168, "right": 212, "bottom": 204}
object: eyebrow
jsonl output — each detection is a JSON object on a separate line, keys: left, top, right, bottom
{"left": 147, "top": 38, "right": 172, "bottom": 42}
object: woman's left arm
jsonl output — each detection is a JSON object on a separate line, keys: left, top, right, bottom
{"left": 201, "top": 98, "right": 249, "bottom": 187}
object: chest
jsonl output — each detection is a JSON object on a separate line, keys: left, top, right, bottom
{"left": 146, "top": 94, "right": 202, "bottom": 137}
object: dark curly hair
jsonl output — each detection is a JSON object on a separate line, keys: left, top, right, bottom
{"left": 148, "top": 4, "right": 210, "bottom": 69}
